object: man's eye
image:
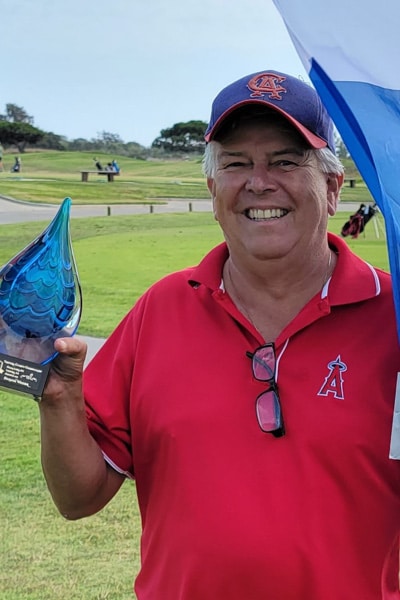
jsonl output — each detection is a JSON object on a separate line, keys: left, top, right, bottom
{"left": 273, "top": 159, "right": 299, "bottom": 169}
{"left": 223, "top": 161, "right": 249, "bottom": 169}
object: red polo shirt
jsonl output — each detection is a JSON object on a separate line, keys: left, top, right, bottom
{"left": 84, "top": 232, "right": 400, "bottom": 600}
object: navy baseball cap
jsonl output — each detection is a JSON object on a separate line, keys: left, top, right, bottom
{"left": 204, "top": 70, "right": 335, "bottom": 153}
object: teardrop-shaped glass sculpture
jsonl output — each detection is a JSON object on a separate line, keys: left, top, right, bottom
{"left": 0, "top": 197, "right": 82, "bottom": 365}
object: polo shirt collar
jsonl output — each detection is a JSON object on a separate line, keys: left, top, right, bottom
{"left": 188, "top": 232, "right": 382, "bottom": 306}
{"left": 325, "top": 232, "right": 381, "bottom": 305}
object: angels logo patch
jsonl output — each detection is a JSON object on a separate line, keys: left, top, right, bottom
{"left": 317, "top": 355, "right": 347, "bottom": 400}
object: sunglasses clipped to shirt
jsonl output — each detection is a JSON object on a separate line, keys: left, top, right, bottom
{"left": 246, "top": 343, "right": 285, "bottom": 438}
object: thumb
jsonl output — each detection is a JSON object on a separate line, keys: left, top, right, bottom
{"left": 54, "top": 335, "right": 88, "bottom": 358}
{"left": 49, "top": 336, "right": 88, "bottom": 382}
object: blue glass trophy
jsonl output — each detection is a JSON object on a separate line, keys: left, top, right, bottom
{"left": 0, "top": 198, "right": 82, "bottom": 399}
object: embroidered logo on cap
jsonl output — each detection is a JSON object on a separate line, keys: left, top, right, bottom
{"left": 247, "top": 73, "right": 287, "bottom": 100}
{"left": 317, "top": 355, "right": 347, "bottom": 400}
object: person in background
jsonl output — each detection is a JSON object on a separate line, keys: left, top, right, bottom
{"left": 11, "top": 156, "right": 21, "bottom": 172}
{"left": 93, "top": 157, "right": 103, "bottom": 171}
{"left": 37, "top": 70, "right": 400, "bottom": 599}
{"left": 0, "top": 143, "right": 4, "bottom": 171}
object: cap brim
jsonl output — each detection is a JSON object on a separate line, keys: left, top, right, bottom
{"left": 204, "top": 99, "right": 328, "bottom": 149}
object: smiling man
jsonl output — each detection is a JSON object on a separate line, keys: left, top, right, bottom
{"left": 204, "top": 101, "right": 341, "bottom": 341}
{"left": 38, "top": 70, "right": 400, "bottom": 599}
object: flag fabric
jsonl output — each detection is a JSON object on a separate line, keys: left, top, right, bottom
{"left": 272, "top": 0, "right": 400, "bottom": 340}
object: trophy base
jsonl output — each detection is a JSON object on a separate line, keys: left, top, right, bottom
{"left": 0, "top": 352, "right": 50, "bottom": 400}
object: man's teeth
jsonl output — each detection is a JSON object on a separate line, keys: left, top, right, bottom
{"left": 247, "top": 208, "right": 288, "bottom": 220}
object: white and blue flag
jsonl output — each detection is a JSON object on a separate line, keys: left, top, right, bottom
{"left": 273, "top": 0, "right": 400, "bottom": 338}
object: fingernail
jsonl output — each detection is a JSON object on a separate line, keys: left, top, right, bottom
{"left": 58, "top": 340, "right": 67, "bottom": 352}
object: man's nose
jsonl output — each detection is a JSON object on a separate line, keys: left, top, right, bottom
{"left": 245, "top": 164, "right": 276, "bottom": 194}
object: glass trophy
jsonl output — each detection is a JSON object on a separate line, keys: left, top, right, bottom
{"left": 0, "top": 197, "right": 82, "bottom": 399}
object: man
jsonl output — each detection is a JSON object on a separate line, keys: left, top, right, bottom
{"left": 39, "top": 70, "right": 400, "bottom": 599}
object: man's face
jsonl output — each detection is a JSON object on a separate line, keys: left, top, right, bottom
{"left": 207, "top": 120, "right": 341, "bottom": 266}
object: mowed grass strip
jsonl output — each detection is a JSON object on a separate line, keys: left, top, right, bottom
{"left": 0, "top": 151, "right": 209, "bottom": 204}
{"left": 0, "top": 210, "right": 388, "bottom": 599}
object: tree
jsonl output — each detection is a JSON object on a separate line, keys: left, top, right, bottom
{"left": 38, "top": 131, "right": 68, "bottom": 151}
{"left": 0, "top": 121, "right": 44, "bottom": 152}
{"left": 91, "top": 130, "right": 125, "bottom": 155}
{"left": 0, "top": 102, "right": 42, "bottom": 151}
{"left": 0, "top": 103, "right": 34, "bottom": 124}
{"left": 152, "top": 120, "right": 207, "bottom": 153}
{"left": 124, "top": 141, "right": 148, "bottom": 159}
{"left": 97, "top": 131, "right": 123, "bottom": 145}
{"left": 335, "top": 135, "right": 350, "bottom": 159}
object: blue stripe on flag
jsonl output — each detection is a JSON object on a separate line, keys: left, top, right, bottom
{"left": 309, "top": 60, "right": 381, "bottom": 203}
{"left": 309, "top": 59, "right": 400, "bottom": 338}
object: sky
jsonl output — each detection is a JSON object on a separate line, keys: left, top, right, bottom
{"left": 0, "top": 0, "right": 307, "bottom": 148}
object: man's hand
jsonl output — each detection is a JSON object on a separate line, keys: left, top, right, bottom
{"left": 41, "top": 336, "right": 87, "bottom": 404}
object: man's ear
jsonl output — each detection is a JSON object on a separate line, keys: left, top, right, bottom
{"left": 327, "top": 173, "right": 344, "bottom": 216}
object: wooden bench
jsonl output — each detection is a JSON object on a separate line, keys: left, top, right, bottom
{"left": 80, "top": 170, "right": 120, "bottom": 182}
{"left": 344, "top": 178, "right": 356, "bottom": 188}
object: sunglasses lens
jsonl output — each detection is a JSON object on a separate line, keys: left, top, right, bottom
{"left": 253, "top": 345, "right": 275, "bottom": 381}
{"left": 256, "top": 390, "right": 282, "bottom": 432}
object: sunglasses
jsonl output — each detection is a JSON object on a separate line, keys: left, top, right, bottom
{"left": 246, "top": 343, "right": 285, "bottom": 437}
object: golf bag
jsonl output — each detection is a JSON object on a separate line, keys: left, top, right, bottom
{"left": 341, "top": 203, "right": 377, "bottom": 239}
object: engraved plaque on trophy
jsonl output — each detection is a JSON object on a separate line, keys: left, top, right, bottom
{"left": 0, "top": 197, "right": 82, "bottom": 399}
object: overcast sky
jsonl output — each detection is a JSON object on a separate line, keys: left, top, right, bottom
{"left": 1, "top": 0, "right": 307, "bottom": 148}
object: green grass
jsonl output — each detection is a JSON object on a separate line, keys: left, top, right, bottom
{"left": 0, "top": 212, "right": 224, "bottom": 337}
{"left": 0, "top": 393, "right": 140, "bottom": 600}
{"left": 0, "top": 150, "right": 375, "bottom": 205}
{"left": 0, "top": 205, "right": 389, "bottom": 599}
{"left": 0, "top": 151, "right": 208, "bottom": 204}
